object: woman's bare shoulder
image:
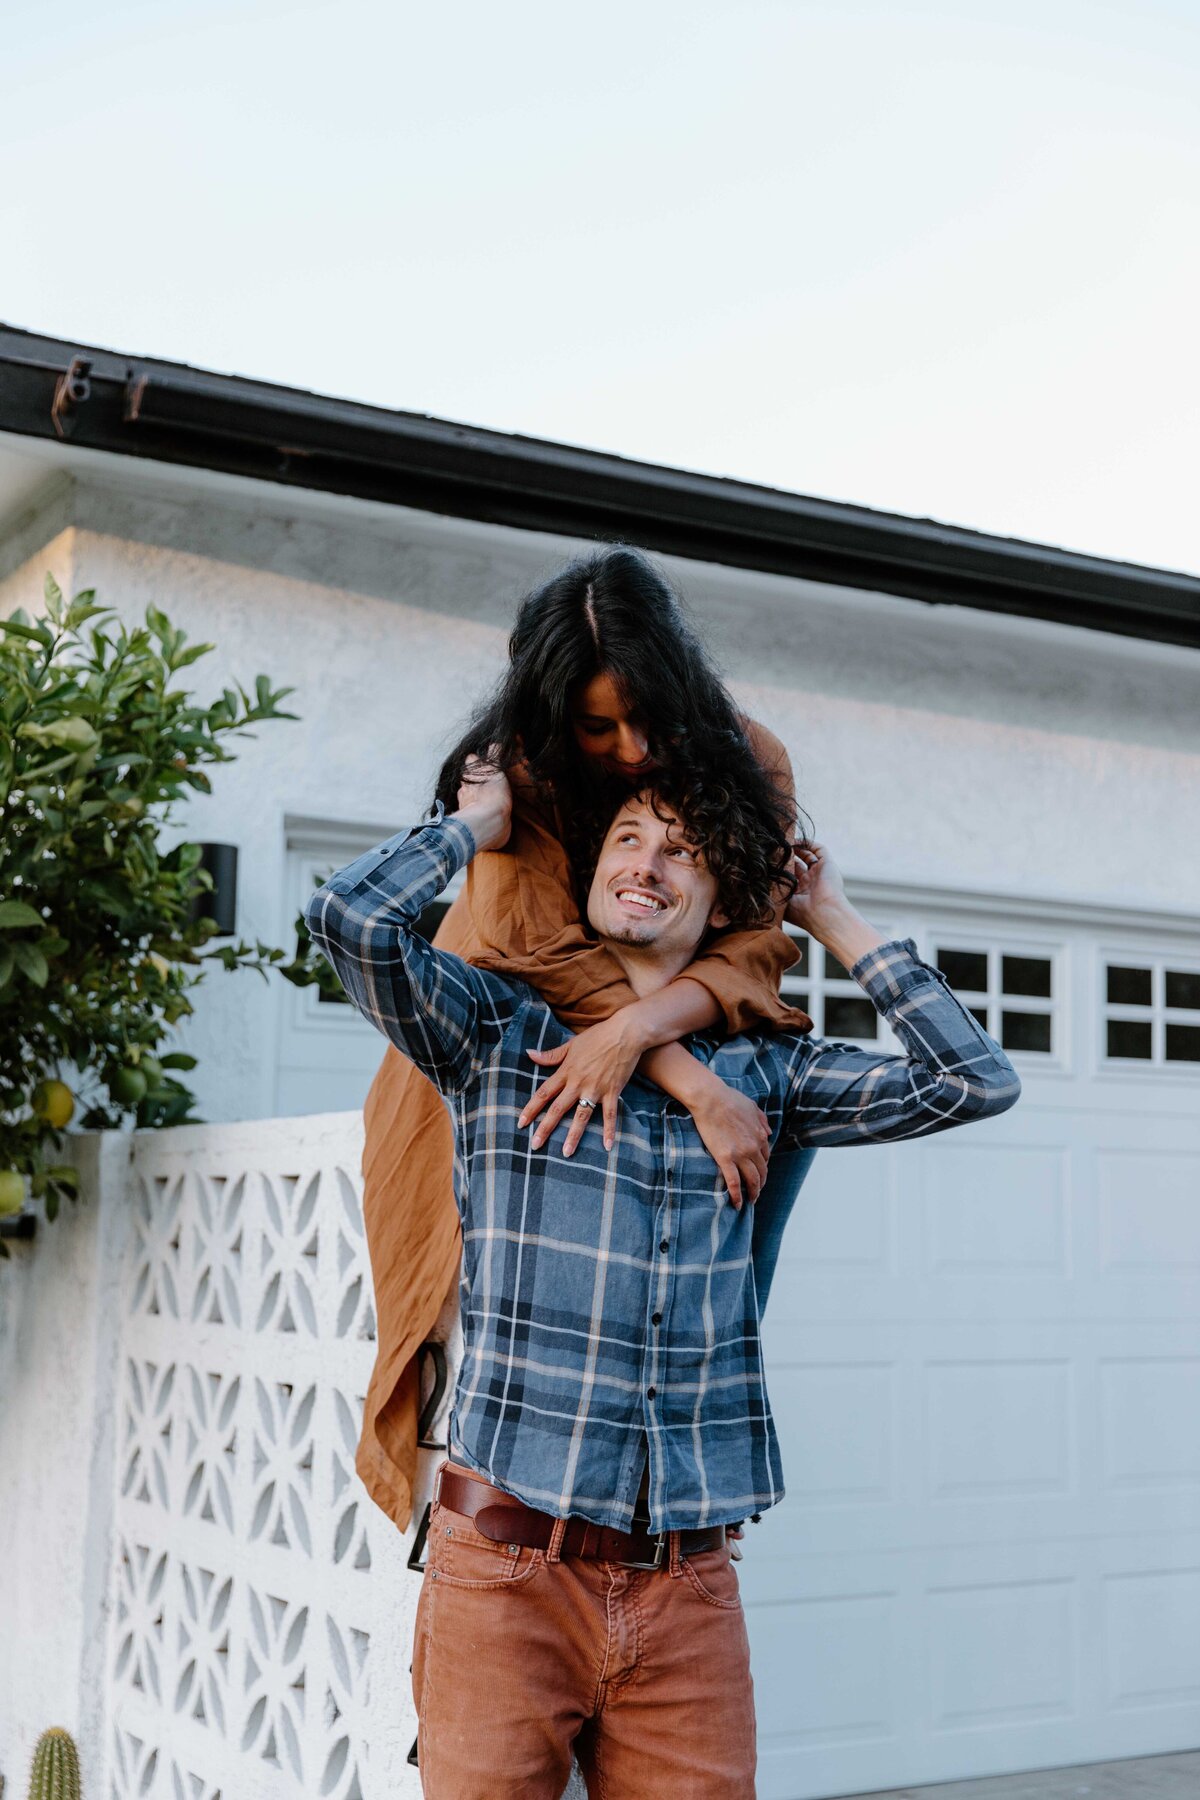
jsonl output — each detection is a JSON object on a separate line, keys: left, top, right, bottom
{"left": 736, "top": 710, "right": 790, "bottom": 772}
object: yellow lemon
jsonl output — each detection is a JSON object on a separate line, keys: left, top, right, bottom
{"left": 0, "top": 1170, "right": 25, "bottom": 1216}
{"left": 32, "top": 1079, "right": 75, "bottom": 1130}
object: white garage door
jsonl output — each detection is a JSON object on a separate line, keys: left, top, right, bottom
{"left": 752, "top": 898, "right": 1200, "bottom": 1799}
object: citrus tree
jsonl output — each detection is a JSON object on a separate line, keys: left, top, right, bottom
{"left": 0, "top": 574, "right": 344, "bottom": 1253}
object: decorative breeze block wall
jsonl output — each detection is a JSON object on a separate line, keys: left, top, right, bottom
{"left": 104, "top": 1114, "right": 450, "bottom": 1800}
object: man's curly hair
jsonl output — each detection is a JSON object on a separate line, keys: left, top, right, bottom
{"left": 573, "top": 764, "right": 796, "bottom": 933}
{"left": 435, "top": 543, "right": 813, "bottom": 931}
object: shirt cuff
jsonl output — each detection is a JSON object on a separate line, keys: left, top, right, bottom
{"left": 406, "top": 802, "right": 477, "bottom": 876}
{"left": 327, "top": 803, "right": 477, "bottom": 895}
{"left": 848, "top": 936, "right": 947, "bottom": 1009}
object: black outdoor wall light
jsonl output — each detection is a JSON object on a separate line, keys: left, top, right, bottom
{"left": 186, "top": 842, "right": 239, "bottom": 937}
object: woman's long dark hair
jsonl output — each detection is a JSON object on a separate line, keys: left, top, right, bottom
{"left": 434, "top": 545, "right": 813, "bottom": 930}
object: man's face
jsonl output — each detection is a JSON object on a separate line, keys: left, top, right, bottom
{"left": 586, "top": 793, "right": 729, "bottom": 955}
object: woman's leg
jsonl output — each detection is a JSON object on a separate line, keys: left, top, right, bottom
{"left": 750, "top": 1145, "right": 817, "bottom": 1315}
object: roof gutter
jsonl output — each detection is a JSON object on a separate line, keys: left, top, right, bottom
{"left": 2, "top": 323, "right": 1198, "bottom": 649}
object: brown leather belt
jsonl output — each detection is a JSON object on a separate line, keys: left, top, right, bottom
{"left": 435, "top": 1464, "right": 726, "bottom": 1570}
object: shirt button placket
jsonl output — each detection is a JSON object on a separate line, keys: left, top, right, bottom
{"left": 647, "top": 1120, "right": 675, "bottom": 1482}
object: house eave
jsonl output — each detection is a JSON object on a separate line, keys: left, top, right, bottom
{"left": 1, "top": 321, "right": 1198, "bottom": 649}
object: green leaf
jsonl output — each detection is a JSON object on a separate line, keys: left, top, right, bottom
{"left": 0, "top": 945, "right": 14, "bottom": 990}
{"left": 93, "top": 751, "right": 152, "bottom": 772}
{"left": 44, "top": 572, "right": 63, "bottom": 612}
{"left": 18, "top": 717, "right": 101, "bottom": 751}
{"left": 1, "top": 618, "right": 53, "bottom": 645}
{"left": 0, "top": 900, "right": 44, "bottom": 929}
{"left": 65, "top": 589, "right": 105, "bottom": 628}
{"left": 12, "top": 942, "right": 49, "bottom": 986}
{"left": 20, "top": 753, "right": 84, "bottom": 783}
{"left": 160, "top": 1052, "right": 198, "bottom": 1069}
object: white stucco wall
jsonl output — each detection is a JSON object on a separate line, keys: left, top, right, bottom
{"left": 2, "top": 460, "right": 1197, "bottom": 1132}
{"left": 0, "top": 1131, "right": 131, "bottom": 1789}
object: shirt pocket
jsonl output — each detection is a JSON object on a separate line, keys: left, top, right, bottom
{"left": 424, "top": 1497, "right": 546, "bottom": 1590}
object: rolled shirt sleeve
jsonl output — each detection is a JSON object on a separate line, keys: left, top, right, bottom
{"left": 779, "top": 936, "right": 1023, "bottom": 1148}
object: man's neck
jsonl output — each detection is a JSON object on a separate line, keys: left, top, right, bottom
{"left": 602, "top": 942, "right": 692, "bottom": 1000}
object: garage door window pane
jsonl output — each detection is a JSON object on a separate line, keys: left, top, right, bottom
{"left": 1107, "top": 964, "right": 1152, "bottom": 1006}
{"left": 823, "top": 949, "right": 854, "bottom": 983}
{"left": 935, "top": 948, "right": 988, "bottom": 991}
{"left": 969, "top": 1005, "right": 989, "bottom": 1030}
{"left": 824, "top": 996, "right": 879, "bottom": 1039}
{"left": 1165, "top": 969, "right": 1200, "bottom": 1010}
{"left": 1002, "top": 954, "right": 1052, "bottom": 998}
{"left": 1107, "top": 1018, "right": 1152, "bottom": 1059}
{"left": 1166, "top": 1023, "right": 1200, "bottom": 1063}
{"left": 1001, "top": 1010, "right": 1051, "bottom": 1053}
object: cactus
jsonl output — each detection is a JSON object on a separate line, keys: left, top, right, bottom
{"left": 25, "top": 1727, "right": 82, "bottom": 1800}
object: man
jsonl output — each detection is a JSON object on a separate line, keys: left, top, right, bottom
{"left": 305, "top": 765, "right": 1021, "bottom": 1799}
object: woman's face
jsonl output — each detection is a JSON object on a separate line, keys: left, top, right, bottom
{"left": 570, "top": 671, "right": 659, "bottom": 780}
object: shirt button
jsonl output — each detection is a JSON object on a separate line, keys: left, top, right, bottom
{"left": 647, "top": 1385, "right": 657, "bottom": 1399}
{"left": 659, "top": 1237, "right": 669, "bottom": 1252}
{"left": 651, "top": 1312, "right": 662, "bottom": 1326}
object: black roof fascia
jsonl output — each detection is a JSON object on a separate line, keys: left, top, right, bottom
{"left": 2, "top": 323, "right": 1198, "bottom": 650}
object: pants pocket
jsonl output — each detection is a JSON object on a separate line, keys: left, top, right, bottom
{"left": 681, "top": 1539, "right": 743, "bottom": 1609}
{"left": 425, "top": 1496, "right": 545, "bottom": 1590}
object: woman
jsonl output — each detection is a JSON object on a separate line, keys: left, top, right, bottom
{"left": 358, "top": 546, "right": 817, "bottom": 1534}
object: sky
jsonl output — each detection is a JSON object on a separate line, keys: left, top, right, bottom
{"left": 5, "top": 0, "right": 1200, "bottom": 576}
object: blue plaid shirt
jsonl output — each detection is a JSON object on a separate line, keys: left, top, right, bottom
{"left": 306, "top": 807, "right": 1021, "bottom": 1533}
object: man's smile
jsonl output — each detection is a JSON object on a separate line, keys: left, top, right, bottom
{"left": 613, "top": 885, "right": 670, "bottom": 915}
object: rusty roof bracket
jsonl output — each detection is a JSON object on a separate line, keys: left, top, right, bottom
{"left": 50, "top": 355, "right": 93, "bottom": 439}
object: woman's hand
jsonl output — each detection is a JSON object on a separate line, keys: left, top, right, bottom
{"left": 784, "top": 840, "right": 888, "bottom": 970}
{"left": 783, "top": 840, "right": 844, "bottom": 933}
{"left": 520, "top": 1012, "right": 645, "bottom": 1155}
{"left": 687, "top": 1075, "right": 772, "bottom": 1211}
{"left": 455, "top": 749, "right": 513, "bottom": 852}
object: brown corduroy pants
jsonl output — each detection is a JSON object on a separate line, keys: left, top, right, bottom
{"left": 411, "top": 1462, "right": 757, "bottom": 1798}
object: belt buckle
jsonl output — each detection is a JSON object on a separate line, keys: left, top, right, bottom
{"left": 623, "top": 1531, "right": 666, "bottom": 1571}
